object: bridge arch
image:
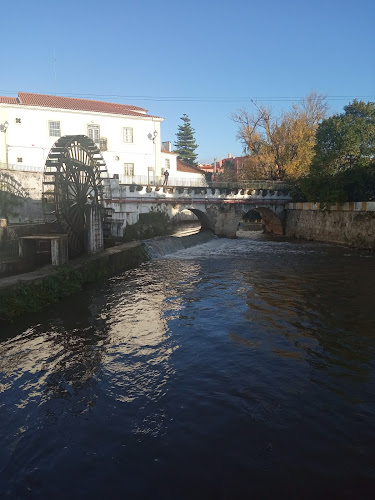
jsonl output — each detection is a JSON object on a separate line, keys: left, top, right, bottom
{"left": 188, "top": 209, "right": 214, "bottom": 232}
{"left": 203, "top": 203, "right": 285, "bottom": 238}
{"left": 239, "top": 207, "right": 284, "bottom": 235}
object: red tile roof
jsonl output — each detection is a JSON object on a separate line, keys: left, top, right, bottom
{"left": 0, "top": 96, "right": 18, "bottom": 104}
{"left": 0, "top": 92, "right": 163, "bottom": 119}
{"left": 177, "top": 159, "right": 204, "bottom": 174}
{"left": 161, "top": 149, "right": 178, "bottom": 155}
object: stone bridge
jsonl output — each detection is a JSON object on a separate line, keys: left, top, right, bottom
{"left": 103, "top": 179, "right": 292, "bottom": 238}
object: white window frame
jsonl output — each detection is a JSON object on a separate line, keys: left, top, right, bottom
{"left": 124, "top": 163, "right": 134, "bottom": 176}
{"left": 88, "top": 124, "right": 100, "bottom": 144}
{"left": 165, "top": 158, "right": 170, "bottom": 169}
{"left": 49, "top": 120, "right": 61, "bottom": 137}
{"left": 123, "top": 127, "right": 133, "bottom": 144}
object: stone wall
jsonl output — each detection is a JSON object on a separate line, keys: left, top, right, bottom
{"left": 285, "top": 202, "right": 375, "bottom": 250}
{"left": 1, "top": 169, "right": 44, "bottom": 223}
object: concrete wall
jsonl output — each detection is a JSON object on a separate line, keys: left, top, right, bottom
{"left": 285, "top": 202, "right": 375, "bottom": 250}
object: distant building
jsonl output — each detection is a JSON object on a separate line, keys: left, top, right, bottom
{"left": 218, "top": 154, "right": 249, "bottom": 178}
{"left": 198, "top": 163, "right": 214, "bottom": 173}
{"left": 176, "top": 159, "right": 206, "bottom": 185}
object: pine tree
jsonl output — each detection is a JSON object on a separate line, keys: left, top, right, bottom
{"left": 174, "top": 114, "right": 199, "bottom": 165}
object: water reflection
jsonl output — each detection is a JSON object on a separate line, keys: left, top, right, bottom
{"left": 237, "top": 243, "right": 375, "bottom": 392}
{"left": 0, "top": 292, "right": 110, "bottom": 410}
{"left": 1, "top": 235, "right": 375, "bottom": 499}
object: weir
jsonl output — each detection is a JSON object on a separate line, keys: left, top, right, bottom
{"left": 143, "top": 231, "right": 217, "bottom": 258}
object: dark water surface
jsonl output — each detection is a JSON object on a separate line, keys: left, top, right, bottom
{"left": 1, "top": 232, "right": 375, "bottom": 499}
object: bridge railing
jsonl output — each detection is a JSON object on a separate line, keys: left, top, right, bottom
{"left": 0, "top": 164, "right": 292, "bottom": 191}
{"left": 117, "top": 174, "right": 209, "bottom": 187}
{"left": 206, "top": 180, "right": 292, "bottom": 190}
{"left": 116, "top": 175, "right": 291, "bottom": 191}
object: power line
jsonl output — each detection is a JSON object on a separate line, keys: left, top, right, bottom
{"left": 0, "top": 89, "right": 373, "bottom": 103}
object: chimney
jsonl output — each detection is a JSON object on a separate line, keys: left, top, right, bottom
{"left": 162, "top": 141, "right": 172, "bottom": 152}
{"left": 228, "top": 153, "right": 232, "bottom": 158}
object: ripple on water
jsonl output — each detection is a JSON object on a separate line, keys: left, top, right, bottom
{"left": 1, "top": 234, "right": 375, "bottom": 498}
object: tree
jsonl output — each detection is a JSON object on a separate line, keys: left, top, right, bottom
{"left": 232, "top": 91, "right": 328, "bottom": 180}
{"left": 217, "top": 159, "right": 237, "bottom": 182}
{"left": 174, "top": 114, "right": 199, "bottom": 166}
{"left": 296, "top": 100, "right": 375, "bottom": 203}
{"left": 310, "top": 100, "right": 375, "bottom": 175}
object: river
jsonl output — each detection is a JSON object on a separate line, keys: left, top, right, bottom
{"left": 1, "top": 230, "right": 375, "bottom": 499}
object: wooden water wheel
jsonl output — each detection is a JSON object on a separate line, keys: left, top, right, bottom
{"left": 43, "top": 135, "right": 109, "bottom": 256}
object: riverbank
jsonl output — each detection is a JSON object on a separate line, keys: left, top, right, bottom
{"left": 0, "top": 241, "right": 150, "bottom": 322}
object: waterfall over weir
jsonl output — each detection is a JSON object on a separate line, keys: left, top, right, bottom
{"left": 143, "top": 230, "right": 217, "bottom": 258}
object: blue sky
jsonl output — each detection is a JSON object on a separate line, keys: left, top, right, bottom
{"left": 1, "top": 0, "right": 374, "bottom": 163}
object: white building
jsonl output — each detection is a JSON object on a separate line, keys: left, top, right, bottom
{"left": 0, "top": 92, "right": 205, "bottom": 187}
{"left": 0, "top": 92, "right": 164, "bottom": 182}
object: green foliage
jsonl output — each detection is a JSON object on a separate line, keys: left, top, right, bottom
{"left": 0, "top": 267, "right": 83, "bottom": 322}
{"left": 295, "top": 163, "right": 375, "bottom": 204}
{"left": 0, "top": 245, "right": 151, "bottom": 322}
{"left": 297, "top": 100, "right": 375, "bottom": 203}
{"left": 174, "top": 114, "right": 199, "bottom": 165}
{"left": 311, "top": 100, "right": 375, "bottom": 175}
{"left": 123, "top": 210, "right": 171, "bottom": 242}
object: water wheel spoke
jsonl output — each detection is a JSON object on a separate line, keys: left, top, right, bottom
{"left": 42, "top": 135, "right": 108, "bottom": 256}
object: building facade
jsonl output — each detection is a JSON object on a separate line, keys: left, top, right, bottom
{"left": 0, "top": 92, "right": 206, "bottom": 187}
{"left": 0, "top": 92, "right": 164, "bottom": 182}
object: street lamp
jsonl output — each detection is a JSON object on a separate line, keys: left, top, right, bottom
{"left": 0, "top": 121, "right": 8, "bottom": 133}
{"left": 0, "top": 121, "right": 9, "bottom": 169}
{"left": 147, "top": 130, "right": 158, "bottom": 185}
{"left": 147, "top": 130, "right": 158, "bottom": 143}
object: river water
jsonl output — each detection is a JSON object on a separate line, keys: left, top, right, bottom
{"left": 1, "top": 230, "right": 375, "bottom": 499}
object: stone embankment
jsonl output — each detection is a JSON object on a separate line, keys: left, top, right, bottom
{"left": 0, "top": 241, "right": 150, "bottom": 322}
{"left": 285, "top": 202, "right": 375, "bottom": 250}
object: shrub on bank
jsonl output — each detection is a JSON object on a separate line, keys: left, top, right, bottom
{"left": 123, "top": 210, "right": 171, "bottom": 242}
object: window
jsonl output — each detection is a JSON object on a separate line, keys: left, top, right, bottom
{"left": 17, "top": 157, "right": 23, "bottom": 163}
{"left": 49, "top": 121, "right": 61, "bottom": 137}
{"left": 123, "top": 127, "right": 133, "bottom": 143}
{"left": 88, "top": 124, "right": 100, "bottom": 143}
{"left": 165, "top": 158, "right": 170, "bottom": 169}
{"left": 15, "top": 118, "right": 21, "bottom": 124}
{"left": 99, "top": 137, "right": 108, "bottom": 151}
{"left": 124, "top": 163, "right": 134, "bottom": 176}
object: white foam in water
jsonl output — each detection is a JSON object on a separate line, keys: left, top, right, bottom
{"left": 143, "top": 231, "right": 218, "bottom": 258}
{"left": 144, "top": 230, "right": 362, "bottom": 261}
